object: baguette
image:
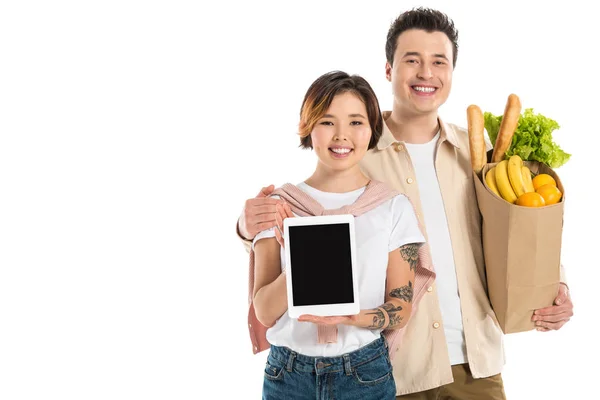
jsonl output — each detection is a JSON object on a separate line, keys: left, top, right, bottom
{"left": 467, "top": 104, "right": 485, "bottom": 173}
{"left": 491, "top": 94, "right": 522, "bottom": 162}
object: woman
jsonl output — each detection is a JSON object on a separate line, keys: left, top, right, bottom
{"left": 250, "top": 71, "right": 426, "bottom": 399}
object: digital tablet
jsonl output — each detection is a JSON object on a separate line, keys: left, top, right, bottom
{"left": 283, "top": 214, "right": 360, "bottom": 319}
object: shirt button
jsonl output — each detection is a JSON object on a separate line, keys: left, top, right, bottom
{"left": 433, "top": 322, "right": 440, "bottom": 329}
{"left": 254, "top": 346, "right": 258, "bottom": 352}
{"left": 248, "top": 323, "right": 252, "bottom": 329}
{"left": 427, "top": 286, "right": 433, "bottom": 292}
{"left": 394, "top": 143, "right": 404, "bottom": 152}
{"left": 407, "top": 178, "right": 414, "bottom": 184}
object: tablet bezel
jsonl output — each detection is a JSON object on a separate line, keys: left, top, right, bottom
{"left": 283, "top": 214, "right": 360, "bottom": 319}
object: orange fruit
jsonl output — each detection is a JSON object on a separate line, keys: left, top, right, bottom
{"left": 536, "top": 184, "right": 562, "bottom": 205}
{"left": 532, "top": 173, "right": 557, "bottom": 191}
{"left": 516, "top": 192, "right": 546, "bottom": 207}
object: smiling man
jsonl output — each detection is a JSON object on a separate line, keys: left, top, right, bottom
{"left": 358, "top": 9, "right": 572, "bottom": 399}
{"left": 237, "top": 7, "right": 573, "bottom": 400}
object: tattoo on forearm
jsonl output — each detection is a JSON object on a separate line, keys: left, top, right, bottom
{"left": 399, "top": 243, "right": 421, "bottom": 272}
{"left": 381, "top": 302, "right": 402, "bottom": 313}
{"left": 365, "top": 309, "right": 385, "bottom": 329}
{"left": 381, "top": 302, "right": 404, "bottom": 327}
{"left": 389, "top": 313, "right": 403, "bottom": 326}
{"left": 390, "top": 281, "right": 413, "bottom": 303}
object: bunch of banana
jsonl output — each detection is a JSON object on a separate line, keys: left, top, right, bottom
{"left": 485, "top": 154, "right": 535, "bottom": 203}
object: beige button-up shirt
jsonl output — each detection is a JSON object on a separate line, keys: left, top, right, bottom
{"left": 359, "top": 113, "right": 506, "bottom": 394}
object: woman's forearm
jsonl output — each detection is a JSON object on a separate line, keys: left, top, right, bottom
{"left": 352, "top": 299, "right": 412, "bottom": 330}
{"left": 253, "top": 273, "right": 288, "bottom": 327}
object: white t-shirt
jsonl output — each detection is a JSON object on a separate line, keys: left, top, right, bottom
{"left": 253, "top": 182, "right": 425, "bottom": 357}
{"left": 404, "top": 132, "right": 468, "bottom": 365}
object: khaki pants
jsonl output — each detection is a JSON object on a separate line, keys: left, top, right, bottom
{"left": 397, "top": 364, "right": 506, "bottom": 400}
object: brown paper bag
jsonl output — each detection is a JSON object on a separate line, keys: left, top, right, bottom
{"left": 473, "top": 161, "right": 565, "bottom": 334}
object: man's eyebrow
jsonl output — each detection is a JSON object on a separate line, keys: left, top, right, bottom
{"left": 402, "top": 51, "right": 449, "bottom": 61}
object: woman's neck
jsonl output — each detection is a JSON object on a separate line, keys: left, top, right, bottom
{"left": 304, "top": 164, "right": 369, "bottom": 193}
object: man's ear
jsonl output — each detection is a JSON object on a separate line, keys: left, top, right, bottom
{"left": 385, "top": 62, "right": 393, "bottom": 82}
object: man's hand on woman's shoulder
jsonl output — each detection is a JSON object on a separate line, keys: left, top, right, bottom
{"left": 238, "top": 185, "right": 284, "bottom": 240}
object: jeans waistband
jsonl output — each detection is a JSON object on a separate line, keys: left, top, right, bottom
{"left": 268, "top": 336, "right": 389, "bottom": 376}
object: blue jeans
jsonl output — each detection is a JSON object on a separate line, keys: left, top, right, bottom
{"left": 262, "top": 336, "right": 396, "bottom": 400}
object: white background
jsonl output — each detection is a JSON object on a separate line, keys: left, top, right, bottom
{"left": 0, "top": 1, "right": 596, "bottom": 399}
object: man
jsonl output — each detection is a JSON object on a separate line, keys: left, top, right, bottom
{"left": 237, "top": 7, "right": 573, "bottom": 399}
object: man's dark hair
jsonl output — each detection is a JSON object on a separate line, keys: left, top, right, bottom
{"left": 385, "top": 7, "right": 459, "bottom": 68}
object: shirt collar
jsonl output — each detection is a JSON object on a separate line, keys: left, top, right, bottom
{"left": 377, "top": 111, "right": 461, "bottom": 150}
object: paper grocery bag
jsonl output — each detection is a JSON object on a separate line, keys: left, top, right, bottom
{"left": 473, "top": 161, "right": 565, "bottom": 334}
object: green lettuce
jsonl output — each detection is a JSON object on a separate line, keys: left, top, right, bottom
{"left": 483, "top": 108, "right": 571, "bottom": 168}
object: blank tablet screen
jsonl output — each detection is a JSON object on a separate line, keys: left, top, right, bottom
{"left": 288, "top": 223, "right": 354, "bottom": 306}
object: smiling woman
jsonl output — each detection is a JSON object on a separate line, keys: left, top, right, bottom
{"left": 298, "top": 72, "right": 383, "bottom": 150}
{"left": 246, "top": 70, "right": 428, "bottom": 399}
{"left": 304, "top": 92, "right": 374, "bottom": 180}
{"left": 296, "top": 71, "right": 384, "bottom": 190}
